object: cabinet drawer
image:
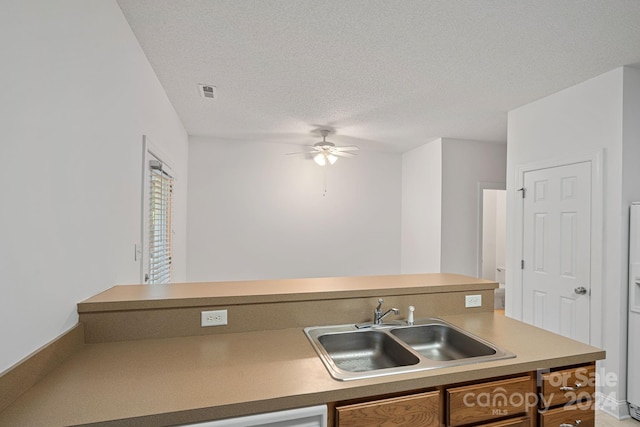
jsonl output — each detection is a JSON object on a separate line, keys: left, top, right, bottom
{"left": 447, "top": 375, "right": 534, "bottom": 427}
{"left": 336, "top": 390, "right": 440, "bottom": 427}
{"left": 477, "top": 416, "right": 531, "bottom": 427}
{"left": 540, "top": 365, "right": 595, "bottom": 408}
{"left": 539, "top": 403, "right": 594, "bottom": 427}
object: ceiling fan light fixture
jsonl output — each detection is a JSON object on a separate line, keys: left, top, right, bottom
{"left": 286, "top": 129, "right": 356, "bottom": 165}
{"left": 313, "top": 151, "right": 338, "bottom": 166}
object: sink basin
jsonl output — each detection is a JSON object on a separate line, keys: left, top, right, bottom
{"left": 304, "top": 319, "right": 515, "bottom": 381}
{"left": 318, "top": 330, "right": 419, "bottom": 372}
{"left": 390, "top": 324, "right": 496, "bottom": 361}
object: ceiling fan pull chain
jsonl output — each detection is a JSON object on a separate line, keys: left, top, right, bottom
{"left": 323, "top": 167, "right": 328, "bottom": 197}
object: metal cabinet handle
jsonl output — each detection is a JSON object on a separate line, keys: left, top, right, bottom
{"left": 559, "top": 420, "right": 582, "bottom": 427}
{"left": 560, "top": 382, "right": 585, "bottom": 391}
{"left": 574, "top": 286, "right": 588, "bottom": 295}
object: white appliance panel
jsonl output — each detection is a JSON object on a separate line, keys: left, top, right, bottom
{"left": 628, "top": 204, "right": 640, "bottom": 421}
{"left": 181, "top": 405, "right": 327, "bottom": 427}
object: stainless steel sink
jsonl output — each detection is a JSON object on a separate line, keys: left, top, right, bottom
{"left": 390, "top": 324, "right": 497, "bottom": 360}
{"left": 318, "top": 330, "right": 419, "bottom": 372}
{"left": 304, "top": 318, "right": 515, "bottom": 381}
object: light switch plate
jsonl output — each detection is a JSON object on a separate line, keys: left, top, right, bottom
{"left": 465, "top": 295, "right": 482, "bottom": 308}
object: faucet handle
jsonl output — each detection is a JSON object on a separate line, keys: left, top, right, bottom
{"left": 376, "top": 298, "right": 384, "bottom": 310}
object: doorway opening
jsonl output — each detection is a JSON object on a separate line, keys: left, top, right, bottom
{"left": 481, "top": 189, "right": 506, "bottom": 309}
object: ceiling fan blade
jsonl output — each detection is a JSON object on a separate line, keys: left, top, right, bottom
{"left": 332, "top": 151, "right": 356, "bottom": 158}
{"left": 334, "top": 146, "right": 359, "bottom": 152}
{"left": 286, "top": 150, "right": 314, "bottom": 155}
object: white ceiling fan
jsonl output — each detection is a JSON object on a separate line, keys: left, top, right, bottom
{"left": 288, "top": 129, "right": 359, "bottom": 166}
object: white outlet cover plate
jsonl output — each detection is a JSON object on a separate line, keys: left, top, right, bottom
{"left": 465, "top": 295, "right": 482, "bottom": 308}
{"left": 201, "top": 309, "right": 228, "bottom": 327}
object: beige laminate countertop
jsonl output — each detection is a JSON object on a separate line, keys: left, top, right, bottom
{"left": 0, "top": 312, "right": 604, "bottom": 427}
{"left": 78, "top": 273, "right": 498, "bottom": 312}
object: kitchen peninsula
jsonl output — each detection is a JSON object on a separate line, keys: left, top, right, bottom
{"left": 0, "top": 274, "right": 604, "bottom": 426}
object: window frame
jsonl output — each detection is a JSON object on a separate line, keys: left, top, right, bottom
{"left": 141, "top": 136, "right": 175, "bottom": 284}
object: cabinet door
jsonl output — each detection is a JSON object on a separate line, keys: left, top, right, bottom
{"left": 447, "top": 375, "right": 534, "bottom": 427}
{"left": 539, "top": 403, "right": 594, "bottom": 427}
{"left": 336, "top": 390, "right": 440, "bottom": 427}
{"left": 539, "top": 364, "right": 595, "bottom": 409}
{"left": 477, "top": 416, "right": 531, "bottom": 427}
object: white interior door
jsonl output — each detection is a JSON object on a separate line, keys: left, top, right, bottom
{"left": 521, "top": 161, "right": 591, "bottom": 343}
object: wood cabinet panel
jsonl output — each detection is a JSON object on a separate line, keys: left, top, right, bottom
{"left": 336, "top": 390, "right": 440, "bottom": 427}
{"left": 478, "top": 416, "right": 531, "bottom": 427}
{"left": 539, "top": 403, "right": 594, "bottom": 427}
{"left": 540, "top": 365, "right": 595, "bottom": 409}
{"left": 447, "top": 375, "right": 534, "bottom": 427}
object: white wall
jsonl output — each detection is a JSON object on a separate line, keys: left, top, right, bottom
{"left": 506, "top": 67, "right": 640, "bottom": 418}
{"left": 187, "top": 137, "right": 402, "bottom": 281}
{"left": 441, "top": 139, "right": 507, "bottom": 277}
{"left": 401, "top": 140, "right": 442, "bottom": 273}
{"left": 0, "top": 1, "right": 188, "bottom": 373}
{"left": 400, "top": 139, "right": 507, "bottom": 276}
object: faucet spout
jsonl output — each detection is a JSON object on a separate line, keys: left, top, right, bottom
{"left": 355, "top": 299, "right": 400, "bottom": 328}
{"left": 378, "top": 308, "right": 400, "bottom": 323}
{"left": 373, "top": 298, "right": 399, "bottom": 325}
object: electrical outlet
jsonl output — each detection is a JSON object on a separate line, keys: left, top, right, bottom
{"left": 201, "top": 309, "right": 228, "bottom": 327}
{"left": 465, "top": 295, "right": 482, "bottom": 308}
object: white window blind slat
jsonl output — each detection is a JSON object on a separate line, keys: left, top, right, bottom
{"left": 147, "top": 162, "right": 174, "bottom": 284}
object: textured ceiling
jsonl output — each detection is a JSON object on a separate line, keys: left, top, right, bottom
{"left": 117, "top": 0, "right": 640, "bottom": 152}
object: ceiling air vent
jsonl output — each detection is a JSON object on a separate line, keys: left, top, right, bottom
{"left": 198, "top": 84, "right": 216, "bottom": 99}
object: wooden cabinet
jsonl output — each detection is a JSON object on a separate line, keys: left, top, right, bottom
{"left": 538, "top": 363, "right": 595, "bottom": 427}
{"left": 334, "top": 372, "right": 537, "bottom": 427}
{"left": 335, "top": 390, "right": 440, "bottom": 427}
{"left": 539, "top": 403, "right": 594, "bottom": 427}
{"left": 333, "top": 365, "right": 598, "bottom": 427}
{"left": 539, "top": 364, "right": 595, "bottom": 408}
{"left": 477, "top": 416, "right": 531, "bottom": 427}
{"left": 448, "top": 375, "right": 535, "bottom": 427}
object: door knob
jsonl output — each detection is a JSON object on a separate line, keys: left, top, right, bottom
{"left": 574, "top": 286, "right": 588, "bottom": 295}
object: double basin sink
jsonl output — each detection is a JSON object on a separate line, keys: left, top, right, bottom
{"left": 304, "top": 318, "right": 515, "bottom": 381}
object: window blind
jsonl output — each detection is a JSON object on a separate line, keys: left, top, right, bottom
{"left": 147, "top": 160, "right": 174, "bottom": 284}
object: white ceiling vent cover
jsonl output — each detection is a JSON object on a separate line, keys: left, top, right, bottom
{"left": 198, "top": 84, "right": 216, "bottom": 99}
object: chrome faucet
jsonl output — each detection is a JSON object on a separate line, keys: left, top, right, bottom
{"left": 374, "top": 298, "right": 399, "bottom": 325}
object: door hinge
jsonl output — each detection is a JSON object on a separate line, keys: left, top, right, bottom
{"left": 517, "top": 187, "right": 526, "bottom": 198}
{"left": 521, "top": 260, "right": 525, "bottom": 270}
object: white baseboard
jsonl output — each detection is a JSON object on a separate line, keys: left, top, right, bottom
{"left": 596, "top": 392, "right": 631, "bottom": 420}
